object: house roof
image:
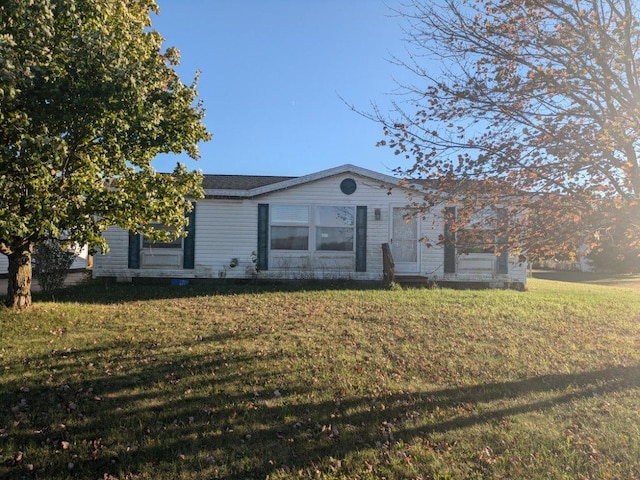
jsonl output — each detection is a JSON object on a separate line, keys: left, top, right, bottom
{"left": 202, "top": 175, "right": 295, "bottom": 190}
{"left": 203, "top": 164, "right": 402, "bottom": 198}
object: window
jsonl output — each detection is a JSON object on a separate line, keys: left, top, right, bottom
{"left": 315, "top": 206, "right": 355, "bottom": 251}
{"left": 142, "top": 224, "right": 182, "bottom": 249}
{"left": 457, "top": 229, "right": 495, "bottom": 254}
{"left": 129, "top": 205, "right": 196, "bottom": 270}
{"left": 269, "top": 205, "right": 356, "bottom": 252}
{"left": 271, "top": 205, "right": 309, "bottom": 250}
{"left": 139, "top": 224, "right": 184, "bottom": 268}
{"left": 457, "top": 208, "right": 508, "bottom": 255}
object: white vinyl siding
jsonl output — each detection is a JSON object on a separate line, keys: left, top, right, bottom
{"left": 92, "top": 226, "right": 131, "bottom": 280}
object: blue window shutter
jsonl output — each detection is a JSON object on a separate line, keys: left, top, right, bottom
{"left": 356, "top": 206, "right": 367, "bottom": 272}
{"left": 128, "top": 232, "right": 141, "bottom": 269}
{"left": 257, "top": 204, "right": 269, "bottom": 271}
{"left": 496, "top": 208, "right": 508, "bottom": 274}
{"left": 444, "top": 207, "right": 456, "bottom": 274}
{"left": 183, "top": 203, "right": 196, "bottom": 269}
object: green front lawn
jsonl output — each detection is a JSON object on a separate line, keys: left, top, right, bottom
{"left": 1, "top": 278, "right": 638, "bottom": 479}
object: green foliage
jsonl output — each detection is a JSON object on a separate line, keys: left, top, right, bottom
{"left": 0, "top": 0, "right": 209, "bottom": 305}
{"left": 0, "top": 0, "right": 209, "bottom": 256}
{"left": 32, "top": 239, "right": 75, "bottom": 292}
{"left": 1, "top": 278, "right": 639, "bottom": 478}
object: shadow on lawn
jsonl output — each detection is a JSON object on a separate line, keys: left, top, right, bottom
{"left": 36, "top": 279, "right": 386, "bottom": 305}
{"left": 2, "top": 338, "right": 638, "bottom": 479}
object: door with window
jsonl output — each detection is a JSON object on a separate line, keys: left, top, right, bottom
{"left": 391, "top": 207, "right": 419, "bottom": 273}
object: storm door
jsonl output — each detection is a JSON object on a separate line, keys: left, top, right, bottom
{"left": 391, "top": 207, "right": 419, "bottom": 273}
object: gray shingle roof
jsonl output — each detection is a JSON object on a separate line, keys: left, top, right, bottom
{"left": 202, "top": 174, "right": 296, "bottom": 190}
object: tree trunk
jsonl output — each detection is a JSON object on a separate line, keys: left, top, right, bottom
{"left": 6, "top": 245, "right": 33, "bottom": 309}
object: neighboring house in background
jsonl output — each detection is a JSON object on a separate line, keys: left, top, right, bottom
{"left": 534, "top": 247, "right": 595, "bottom": 273}
{"left": 0, "top": 244, "right": 89, "bottom": 276}
{"left": 93, "top": 164, "right": 527, "bottom": 288}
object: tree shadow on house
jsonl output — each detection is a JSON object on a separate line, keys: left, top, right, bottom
{"left": 2, "top": 335, "right": 637, "bottom": 479}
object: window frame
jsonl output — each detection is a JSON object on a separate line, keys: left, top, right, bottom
{"left": 456, "top": 228, "right": 496, "bottom": 255}
{"left": 137, "top": 224, "right": 185, "bottom": 269}
{"left": 142, "top": 224, "right": 183, "bottom": 250}
{"left": 268, "top": 204, "right": 357, "bottom": 253}
{"left": 270, "top": 205, "right": 310, "bottom": 251}
{"left": 455, "top": 208, "right": 506, "bottom": 256}
{"left": 315, "top": 205, "right": 356, "bottom": 252}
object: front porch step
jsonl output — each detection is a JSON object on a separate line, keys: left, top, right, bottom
{"left": 394, "top": 275, "right": 435, "bottom": 287}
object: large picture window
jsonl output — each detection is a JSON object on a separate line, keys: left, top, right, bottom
{"left": 269, "top": 205, "right": 356, "bottom": 252}
{"left": 315, "top": 206, "right": 355, "bottom": 251}
{"left": 271, "top": 205, "right": 309, "bottom": 250}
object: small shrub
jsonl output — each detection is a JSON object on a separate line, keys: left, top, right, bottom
{"left": 32, "top": 240, "right": 76, "bottom": 292}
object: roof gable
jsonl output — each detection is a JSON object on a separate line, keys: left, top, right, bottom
{"left": 203, "top": 164, "right": 401, "bottom": 198}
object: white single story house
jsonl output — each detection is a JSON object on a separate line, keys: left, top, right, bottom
{"left": 93, "top": 164, "right": 527, "bottom": 288}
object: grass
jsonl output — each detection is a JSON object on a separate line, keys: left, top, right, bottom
{"left": 0, "top": 277, "right": 639, "bottom": 479}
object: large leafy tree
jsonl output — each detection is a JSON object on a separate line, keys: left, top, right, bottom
{"left": 374, "top": 0, "right": 639, "bottom": 260}
{"left": 0, "top": 0, "right": 210, "bottom": 308}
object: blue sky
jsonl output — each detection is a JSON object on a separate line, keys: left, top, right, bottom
{"left": 151, "top": 1, "right": 414, "bottom": 177}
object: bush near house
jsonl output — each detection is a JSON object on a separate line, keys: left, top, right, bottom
{"left": 32, "top": 240, "right": 76, "bottom": 292}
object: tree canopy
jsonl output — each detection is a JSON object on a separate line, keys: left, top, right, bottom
{"left": 0, "top": 0, "right": 210, "bottom": 307}
{"left": 374, "top": 0, "right": 640, "bottom": 260}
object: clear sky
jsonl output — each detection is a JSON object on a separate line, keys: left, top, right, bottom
{"left": 150, "top": 0, "right": 414, "bottom": 177}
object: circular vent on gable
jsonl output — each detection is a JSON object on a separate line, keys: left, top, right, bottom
{"left": 340, "top": 178, "right": 357, "bottom": 195}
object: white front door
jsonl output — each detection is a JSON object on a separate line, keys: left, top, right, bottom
{"left": 391, "top": 207, "right": 419, "bottom": 273}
